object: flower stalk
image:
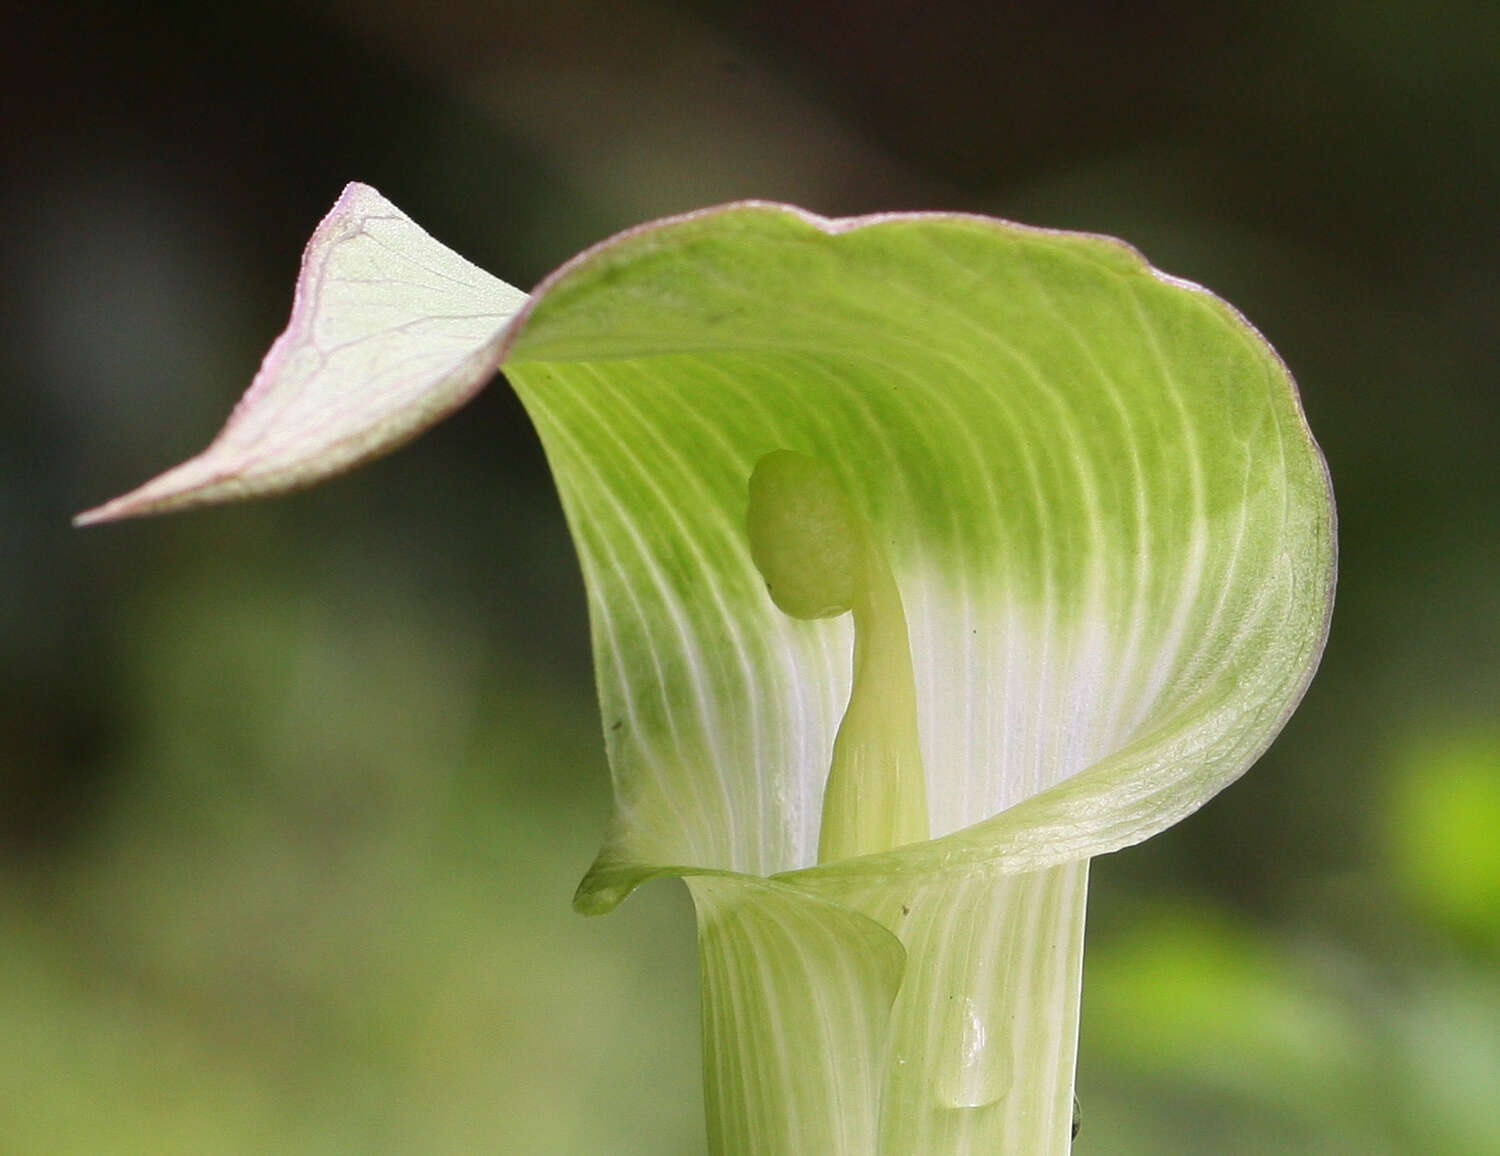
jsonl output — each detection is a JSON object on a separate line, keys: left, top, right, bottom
{"left": 76, "top": 184, "right": 1335, "bottom": 1156}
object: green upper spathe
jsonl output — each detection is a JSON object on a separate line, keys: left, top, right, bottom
{"left": 79, "top": 184, "right": 1336, "bottom": 1155}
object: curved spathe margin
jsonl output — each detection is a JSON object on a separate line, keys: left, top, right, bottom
{"left": 572, "top": 612, "right": 1332, "bottom": 912}
{"left": 497, "top": 202, "right": 1336, "bottom": 916}
{"left": 76, "top": 185, "right": 1333, "bottom": 914}
{"left": 77, "top": 184, "right": 528, "bottom": 526}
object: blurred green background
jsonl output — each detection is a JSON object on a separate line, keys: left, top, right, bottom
{"left": 4, "top": 1, "right": 1497, "bottom": 1152}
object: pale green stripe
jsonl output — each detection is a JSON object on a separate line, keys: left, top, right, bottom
{"left": 688, "top": 875, "right": 905, "bottom": 1156}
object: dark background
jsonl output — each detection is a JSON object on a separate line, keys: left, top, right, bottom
{"left": 4, "top": 2, "right": 1497, "bottom": 1151}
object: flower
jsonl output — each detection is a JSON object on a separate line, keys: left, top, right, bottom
{"left": 79, "top": 184, "right": 1336, "bottom": 1154}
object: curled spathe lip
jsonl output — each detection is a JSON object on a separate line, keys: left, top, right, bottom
{"left": 76, "top": 183, "right": 1336, "bottom": 911}
{"left": 495, "top": 197, "right": 1334, "bottom": 906}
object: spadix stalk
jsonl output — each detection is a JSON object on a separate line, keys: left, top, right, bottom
{"left": 746, "top": 450, "right": 929, "bottom": 862}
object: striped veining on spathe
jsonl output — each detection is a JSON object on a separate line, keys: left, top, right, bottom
{"left": 518, "top": 379, "right": 716, "bottom": 863}
{"left": 849, "top": 252, "right": 1137, "bottom": 820}
{"left": 822, "top": 860, "right": 1088, "bottom": 1153}
{"left": 505, "top": 204, "right": 1332, "bottom": 905}
{"left": 691, "top": 863, "right": 1088, "bottom": 1155}
{"left": 1078, "top": 280, "right": 1199, "bottom": 746}
{"left": 563, "top": 368, "right": 759, "bottom": 864}
{"left": 582, "top": 362, "right": 831, "bottom": 875}
{"left": 1011, "top": 253, "right": 1154, "bottom": 755}
{"left": 691, "top": 875, "right": 900, "bottom": 1154}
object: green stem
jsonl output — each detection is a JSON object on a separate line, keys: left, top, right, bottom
{"left": 691, "top": 862, "right": 1090, "bottom": 1155}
